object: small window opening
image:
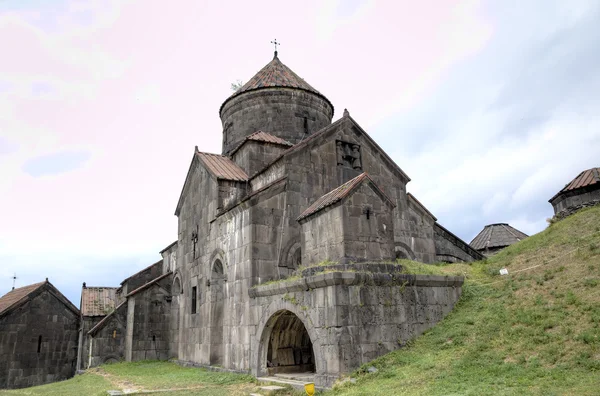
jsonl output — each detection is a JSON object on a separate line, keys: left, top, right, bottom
{"left": 113, "top": 330, "right": 117, "bottom": 339}
{"left": 37, "top": 335, "right": 42, "bottom": 353}
{"left": 152, "top": 335, "right": 156, "bottom": 342}
{"left": 191, "top": 286, "right": 197, "bottom": 314}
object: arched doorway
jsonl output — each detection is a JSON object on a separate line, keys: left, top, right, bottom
{"left": 209, "top": 259, "right": 225, "bottom": 366}
{"left": 265, "top": 310, "right": 315, "bottom": 375}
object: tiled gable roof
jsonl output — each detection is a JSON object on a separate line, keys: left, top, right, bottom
{"left": 550, "top": 167, "right": 600, "bottom": 201}
{"left": 197, "top": 151, "right": 248, "bottom": 181}
{"left": 470, "top": 223, "right": 528, "bottom": 250}
{"left": 81, "top": 287, "right": 118, "bottom": 316}
{"left": 229, "top": 131, "right": 293, "bottom": 157}
{"left": 297, "top": 173, "right": 394, "bottom": 222}
{"left": 246, "top": 131, "right": 293, "bottom": 146}
{"left": 0, "top": 281, "right": 45, "bottom": 315}
{"left": 220, "top": 54, "right": 332, "bottom": 114}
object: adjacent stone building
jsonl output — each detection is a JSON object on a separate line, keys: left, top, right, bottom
{"left": 76, "top": 284, "right": 118, "bottom": 371}
{"left": 0, "top": 280, "right": 79, "bottom": 389}
{"left": 470, "top": 223, "right": 528, "bottom": 257}
{"left": 549, "top": 167, "right": 600, "bottom": 219}
{"left": 83, "top": 52, "right": 483, "bottom": 387}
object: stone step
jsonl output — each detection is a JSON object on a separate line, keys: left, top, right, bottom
{"left": 257, "top": 376, "right": 311, "bottom": 391}
{"left": 258, "top": 385, "right": 287, "bottom": 394}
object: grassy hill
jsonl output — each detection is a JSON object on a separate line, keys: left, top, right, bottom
{"left": 2, "top": 206, "right": 598, "bottom": 396}
{"left": 332, "top": 205, "right": 600, "bottom": 395}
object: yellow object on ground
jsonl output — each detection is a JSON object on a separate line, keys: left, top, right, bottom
{"left": 305, "top": 382, "right": 315, "bottom": 396}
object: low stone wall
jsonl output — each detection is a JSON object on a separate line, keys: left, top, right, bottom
{"left": 249, "top": 270, "right": 463, "bottom": 388}
{"left": 554, "top": 199, "right": 600, "bottom": 220}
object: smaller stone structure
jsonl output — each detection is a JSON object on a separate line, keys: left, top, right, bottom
{"left": 470, "top": 223, "right": 528, "bottom": 257}
{"left": 77, "top": 284, "right": 118, "bottom": 371}
{"left": 0, "top": 280, "right": 79, "bottom": 389}
{"left": 549, "top": 167, "right": 600, "bottom": 219}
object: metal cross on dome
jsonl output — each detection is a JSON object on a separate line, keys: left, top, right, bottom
{"left": 271, "top": 39, "right": 280, "bottom": 54}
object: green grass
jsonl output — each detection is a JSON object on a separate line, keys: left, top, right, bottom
{"left": 0, "top": 362, "right": 259, "bottom": 396}
{"left": 3, "top": 207, "right": 599, "bottom": 396}
{"left": 0, "top": 372, "right": 113, "bottom": 396}
{"left": 332, "top": 206, "right": 600, "bottom": 396}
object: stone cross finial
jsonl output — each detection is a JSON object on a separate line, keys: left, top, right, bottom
{"left": 271, "top": 39, "right": 280, "bottom": 57}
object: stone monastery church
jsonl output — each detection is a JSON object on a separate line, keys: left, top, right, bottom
{"left": 79, "top": 51, "right": 482, "bottom": 388}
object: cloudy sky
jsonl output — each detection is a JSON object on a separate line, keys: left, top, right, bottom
{"left": 1, "top": 0, "right": 598, "bottom": 305}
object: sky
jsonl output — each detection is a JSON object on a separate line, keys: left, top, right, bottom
{"left": 1, "top": 0, "right": 599, "bottom": 306}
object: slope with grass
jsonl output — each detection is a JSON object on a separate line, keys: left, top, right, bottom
{"left": 333, "top": 206, "right": 600, "bottom": 395}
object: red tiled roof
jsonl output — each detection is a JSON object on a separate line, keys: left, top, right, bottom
{"left": 196, "top": 151, "right": 248, "bottom": 181}
{"left": 80, "top": 287, "right": 118, "bottom": 316}
{"left": 297, "top": 173, "right": 394, "bottom": 221}
{"left": 220, "top": 54, "right": 332, "bottom": 114}
{"left": 552, "top": 167, "right": 600, "bottom": 201}
{"left": 0, "top": 281, "right": 45, "bottom": 315}
{"left": 470, "top": 223, "right": 528, "bottom": 250}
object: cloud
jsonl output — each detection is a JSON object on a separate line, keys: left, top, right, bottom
{"left": 22, "top": 150, "right": 91, "bottom": 177}
{"left": 374, "top": 0, "right": 600, "bottom": 242}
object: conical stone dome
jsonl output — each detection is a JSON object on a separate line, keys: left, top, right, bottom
{"left": 219, "top": 53, "right": 334, "bottom": 155}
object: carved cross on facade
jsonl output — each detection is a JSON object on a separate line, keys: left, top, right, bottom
{"left": 191, "top": 225, "right": 199, "bottom": 260}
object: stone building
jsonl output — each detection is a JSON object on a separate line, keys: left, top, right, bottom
{"left": 549, "top": 167, "right": 600, "bottom": 219}
{"left": 470, "top": 223, "right": 528, "bottom": 257}
{"left": 0, "top": 280, "right": 79, "bottom": 389}
{"left": 84, "top": 52, "right": 482, "bottom": 387}
{"left": 76, "top": 284, "right": 118, "bottom": 371}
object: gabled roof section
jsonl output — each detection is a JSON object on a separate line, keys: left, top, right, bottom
{"left": 126, "top": 272, "right": 172, "bottom": 298}
{"left": 80, "top": 286, "right": 118, "bottom": 317}
{"left": 229, "top": 131, "right": 293, "bottom": 156}
{"left": 252, "top": 113, "right": 411, "bottom": 184}
{"left": 0, "top": 280, "right": 79, "bottom": 318}
{"left": 470, "top": 223, "right": 528, "bottom": 250}
{"left": 159, "top": 240, "right": 178, "bottom": 254}
{"left": 88, "top": 301, "right": 126, "bottom": 336}
{"left": 120, "top": 260, "right": 162, "bottom": 286}
{"left": 549, "top": 167, "right": 600, "bottom": 202}
{"left": 0, "top": 281, "right": 45, "bottom": 316}
{"left": 220, "top": 54, "right": 332, "bottom": 114}
{"left": 175, "top": 147, "right": 249, "bottom": 216}
{"left": 297, "top": 173, "right": 395, "bottom": 222}
{"left": 197, "top": 151, "right": 248, "bottom": 181}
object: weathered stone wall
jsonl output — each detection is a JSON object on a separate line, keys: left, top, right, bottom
{"left": 249, "top": 269, "right": 463, "bottom": 388}
{"left": 127, "top": 282, "right": 171, "bottom": 361}
{"left": 175, "top": 161, "right": 256, "bottom": 371}
{"left": 87, "top": 303, "right": 127, "bottom": 368}
{"left": 301, "top": 183, "right": 395, "bottom": 265}
{"left": 121, "top": 260, "right": 163, "bottom": 295}
{"left": 79, "top": 316, "right": 102, "bottom": 369}
{"left": 301, "top": 206, "right": 344, "bottom": 265}
{"left": 277, "top": 117, "right": 436, "bottom": 264}
{"left": 220, "top": 88, "right": 333, "bottom": 155}
{"left": 551, "top": 187, "right": 600, "bottom": 218}
{"left": 341, "top": 183, "right": 395, "bottom": 262}
{"left": 232, "top": 141, "right": 288, "bottom": 177}
{"left": 434, "top": 223, "right": 483, "bottom": 263}
{"left": 0, "top": 288, "right": 79, "bottom": 389}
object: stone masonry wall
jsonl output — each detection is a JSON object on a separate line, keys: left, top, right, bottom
{"left": 0, "top": 288, "right": 79, "bottom": 389}
{"left": 88, "top": 303, "right": 127, "bottom": 368}
{"left": 128, "top": 282, "right": 171, "bottom": 361}
{"left": 551, "top": 188, "right": 600, "bottom": 218}
{"left": 434, "top": 224, "right": 483, "bottom": 263}
{"left": 220, "top": 88, "right": 333, "bottom": 155}
{"left": 232, "top": 141, "right": 289, "bottom": 177}
{"left": 249, "top": 269, "right": 463, "bottom": 388}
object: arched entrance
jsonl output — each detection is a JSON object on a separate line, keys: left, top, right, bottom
{"left": 265, "top": 310, "right": 315, "bottom": 375}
